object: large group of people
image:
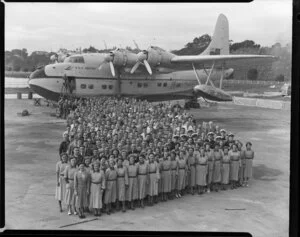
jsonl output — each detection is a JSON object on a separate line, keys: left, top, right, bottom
{"left": 55, "top": 96, "right": 254, "bottom": 219}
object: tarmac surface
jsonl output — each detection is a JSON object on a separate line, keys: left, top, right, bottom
{"left": 4, "top": 99, "right": 290, "bottom": 236}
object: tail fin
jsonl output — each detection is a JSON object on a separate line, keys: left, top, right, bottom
{"left": 201, "top": 14, "right": 229, "bottom": 55}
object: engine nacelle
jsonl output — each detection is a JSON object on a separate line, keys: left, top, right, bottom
{"left": 147, "top": 46, "right": 174, "bottom": 68}
{"left": 112, "top": 49, "right": 138, "bottom": 68}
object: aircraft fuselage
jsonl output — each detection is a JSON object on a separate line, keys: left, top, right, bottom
{"left": 28, "top": 57, "right": 233, "bottom": 102}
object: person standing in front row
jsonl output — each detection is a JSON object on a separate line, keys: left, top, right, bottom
{"left": 205, "top": 143, "right": 214, "bottom": 193}
{"left": 176, "top": 150, "right": 187, "bottom": 197}
{"left": 221, "top": 146, "right": 230, "bottom": 190}
{"left": 187, "top": 147, "right": 196, "bottom": 195}
{"left": 137, "top": 154, "right": 149, "bottom": 208}
{"left": 104, "top": 160, "right": 117, "bottom": 215}
{"left": 55, "top": 153, "right": 69, "bottom": 212}
{"left": 195, "top": 147, "right": 208, "bottom": 194}
{"left": 89, "top": 162, "right": 105, "bottom": 217}
{"left": 237, "top": 142, "right": 245, "bottom": 187}
{"left": 116, "top": 158, "right": 129, "bottom": 212}
{"left": 64, "top": 157, "right": 77, "bottom": 215}
{"left": 74, "top": 163, "right": 90, "bottom": 219}
{"left": 212, "top": 144, "right": 223, "bottom": 192}
{"left": 170, "top": 151, "right": 178, "bottom": 199}
{"left": 126, "top": 155, "right": 138, "bottom": 210}
{"left": 244, "top": 142, "right": 254, "bottom": 187}
{"left": 229, "top": 144, "right": 241, "bottom": 189}
{"left": 161, "top": 153, "right": 172, "bottom": 201}
{"left": 148, "top": 153, "right": 160, "bottom": 205}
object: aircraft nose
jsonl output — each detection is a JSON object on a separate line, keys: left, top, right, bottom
{"left": 29, "top": 66, "right": 47, "bottom": 80}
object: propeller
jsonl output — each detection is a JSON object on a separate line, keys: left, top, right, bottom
{"left": 133, "top": 40, "right": 140, "bottom": 50}
{"left": 130, "top": 50, "right": 152, "bottom": 75}
{"left": 103, "top": 40, "right": 108, "bottom": 50}
{"left": 98, "top": 51, "right": 116, "bottom": 77}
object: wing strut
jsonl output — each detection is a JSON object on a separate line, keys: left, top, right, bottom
{"left": 192, "top": 63, "right": 201, "bottom": 85}
{"left": 220, "top": 63, "right": 224, "bottom": 89}
{"left": 205, "top": 61, "right": 216, "bottom": 88}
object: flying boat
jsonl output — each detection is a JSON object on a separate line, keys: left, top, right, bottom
{"left": 28, "top": 14, "right": 277, "bottom": 107}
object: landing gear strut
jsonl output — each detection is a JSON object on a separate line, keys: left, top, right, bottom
{"left": 184, "top": 97, "right": 200, "bottom": 109}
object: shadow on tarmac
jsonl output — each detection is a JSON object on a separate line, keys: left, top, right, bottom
{"left": 253, "top": 164, "right": 282, "bottom": 181}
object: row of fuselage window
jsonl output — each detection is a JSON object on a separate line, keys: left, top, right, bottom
{"left": 80, "top": 82, "right": 182, "bottom": 90}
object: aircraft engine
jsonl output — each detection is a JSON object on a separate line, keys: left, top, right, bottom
{"left": 99, "top": 49, "right": 138, "bottom": 77}
{"left": 130, "top": 46, "right": 174, "bottom": 75}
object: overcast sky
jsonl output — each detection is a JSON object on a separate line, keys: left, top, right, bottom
{"left": 5, "top": 1, "right": 292, "bottom": 54}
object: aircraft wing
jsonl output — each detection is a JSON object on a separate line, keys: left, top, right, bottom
{"left": 170, "top": 54, "right": 278, "bottom": 67}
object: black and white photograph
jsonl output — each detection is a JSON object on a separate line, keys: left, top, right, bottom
{"left": 3, "top": 1, "right": 292, "bottom": 236}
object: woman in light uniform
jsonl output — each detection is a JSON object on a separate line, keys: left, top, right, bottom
{"left": 187, "top": 147, "right": 196, "bottom": 195}
{"left": 221, "top": 146, "right": 230, "bottom": 190}
{"left": 74, "top": 163, "right": 90, "bottom": 219}
{"left": 170, "top": 151, "right": 178, "bottom": 199}
{"left": 137, "top": 154, "right": 149, "bottom": 208}
{"left": 64, "top": 157, "right": 77, "bottom": 215}
{"left": 212, "top": 143, "right": 223, "bottom": 192}
{"left": 116, "top": 158, "right": 129, "bottom": 212}
{"left": 104, "top": 159, "right": 117, "bottom": 215}
{"left": 229, "top": 144, "right": 241, "bottom": 189}
{"left": 161, "top": 152, "right": 172, "bottom": 201}
{"left": 147, "top": 153, "right": 160, "bottom": 205}
{"left": 205, "top": 143, "right": 214, "bottom": 193}
{"left": 195, "top": 147, "right": 208, "bottom": 194}
{"left": 55, "top": 153, "right": 68, "bottom": 212}
{"left": 126, "top": 155, "right": 138, "bottom": 210}
{"left": 89, "top": 162, "right": 105, "bottom": 216}
{"left": 176, "top": 150, "right": 187, "bottom": 197}
{"left": 244, "top": 142, "right": 254, "bottom": 187}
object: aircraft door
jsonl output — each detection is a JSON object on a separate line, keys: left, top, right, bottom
{"left": 68, "top": 76, "right": 76, "bottom": 94}
{"left": 63, "top": 75, "right": 76, "bottom": 94}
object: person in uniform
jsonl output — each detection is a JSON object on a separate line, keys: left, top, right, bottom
{"left": 64, "top": 157, "right": 77, "bottom": 215}
{"left": 220, "top": 129, "right": 226, "bottom": 141}
{"left": 116, "top": 158, "right": 129, "bottom": 212}
{"left": 187, "top": 147, "right": 196, "bottom": 195}
{"left": 206, "top": 132, "right": 216, "bottom": 149}
{"left": 89, "top": 162, "right": 105, "bottom": 216}
{"left": 147, "top": 153, "right": 160, "bottom": 205}
{"left": 55, "top": 153, "right": 68, "bottom": 212}
{"left": 205, "top": 143, "right": 214, "bottom": 193}
{"left": 137, "top": 154, "right": 149, "bottom": 208}
{"left": 157, "top": 153, "right": 164, "bottom": 202}
{"left": 161, "top": 152, "right": 172, "bottom": 201}
{"left": 74, "top": 163, "right": 90, "bottom": 219}
{"left": 195, "top": 147, "right": 208, "bottom": 194}
{"left": 226, "top": 133, "right": 235, "bottom": 149}
{"left": 126, "top": 155, "right": 138, "bottom": 210}
{"left": 221, "top": 146, "right": 230, "bottom": 190}
{"left": 176, "top": 150, "right": 187, "bottom": 197}
{"left": 212, "top": 143, "right": 223, "bottom": 192}
{"left": 244, "top": 142, "right": 254, "bottom": 187}
{"left": 83, "top": 157, "right": 92, "bottom": 212}
{"left": 237, "top": 141, "right": 245, "bottom": 187}
{"left": 59, "top": 133, "right": 70, "bottom": 156}
{"left": 170, "top": 151, "right": 178, "bottom": 199}
{"left": 229, "top": 144, "right": 241, "bottom": 189}
{"left": 72, "top": 147, "right": 84, "bottom": 167}
{"left": 104, "top": 159, "right": 117, "bottom": 215}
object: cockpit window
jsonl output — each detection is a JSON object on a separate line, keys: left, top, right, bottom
{"left": 68, "top": 56, "right": 85, "bottom": 63}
